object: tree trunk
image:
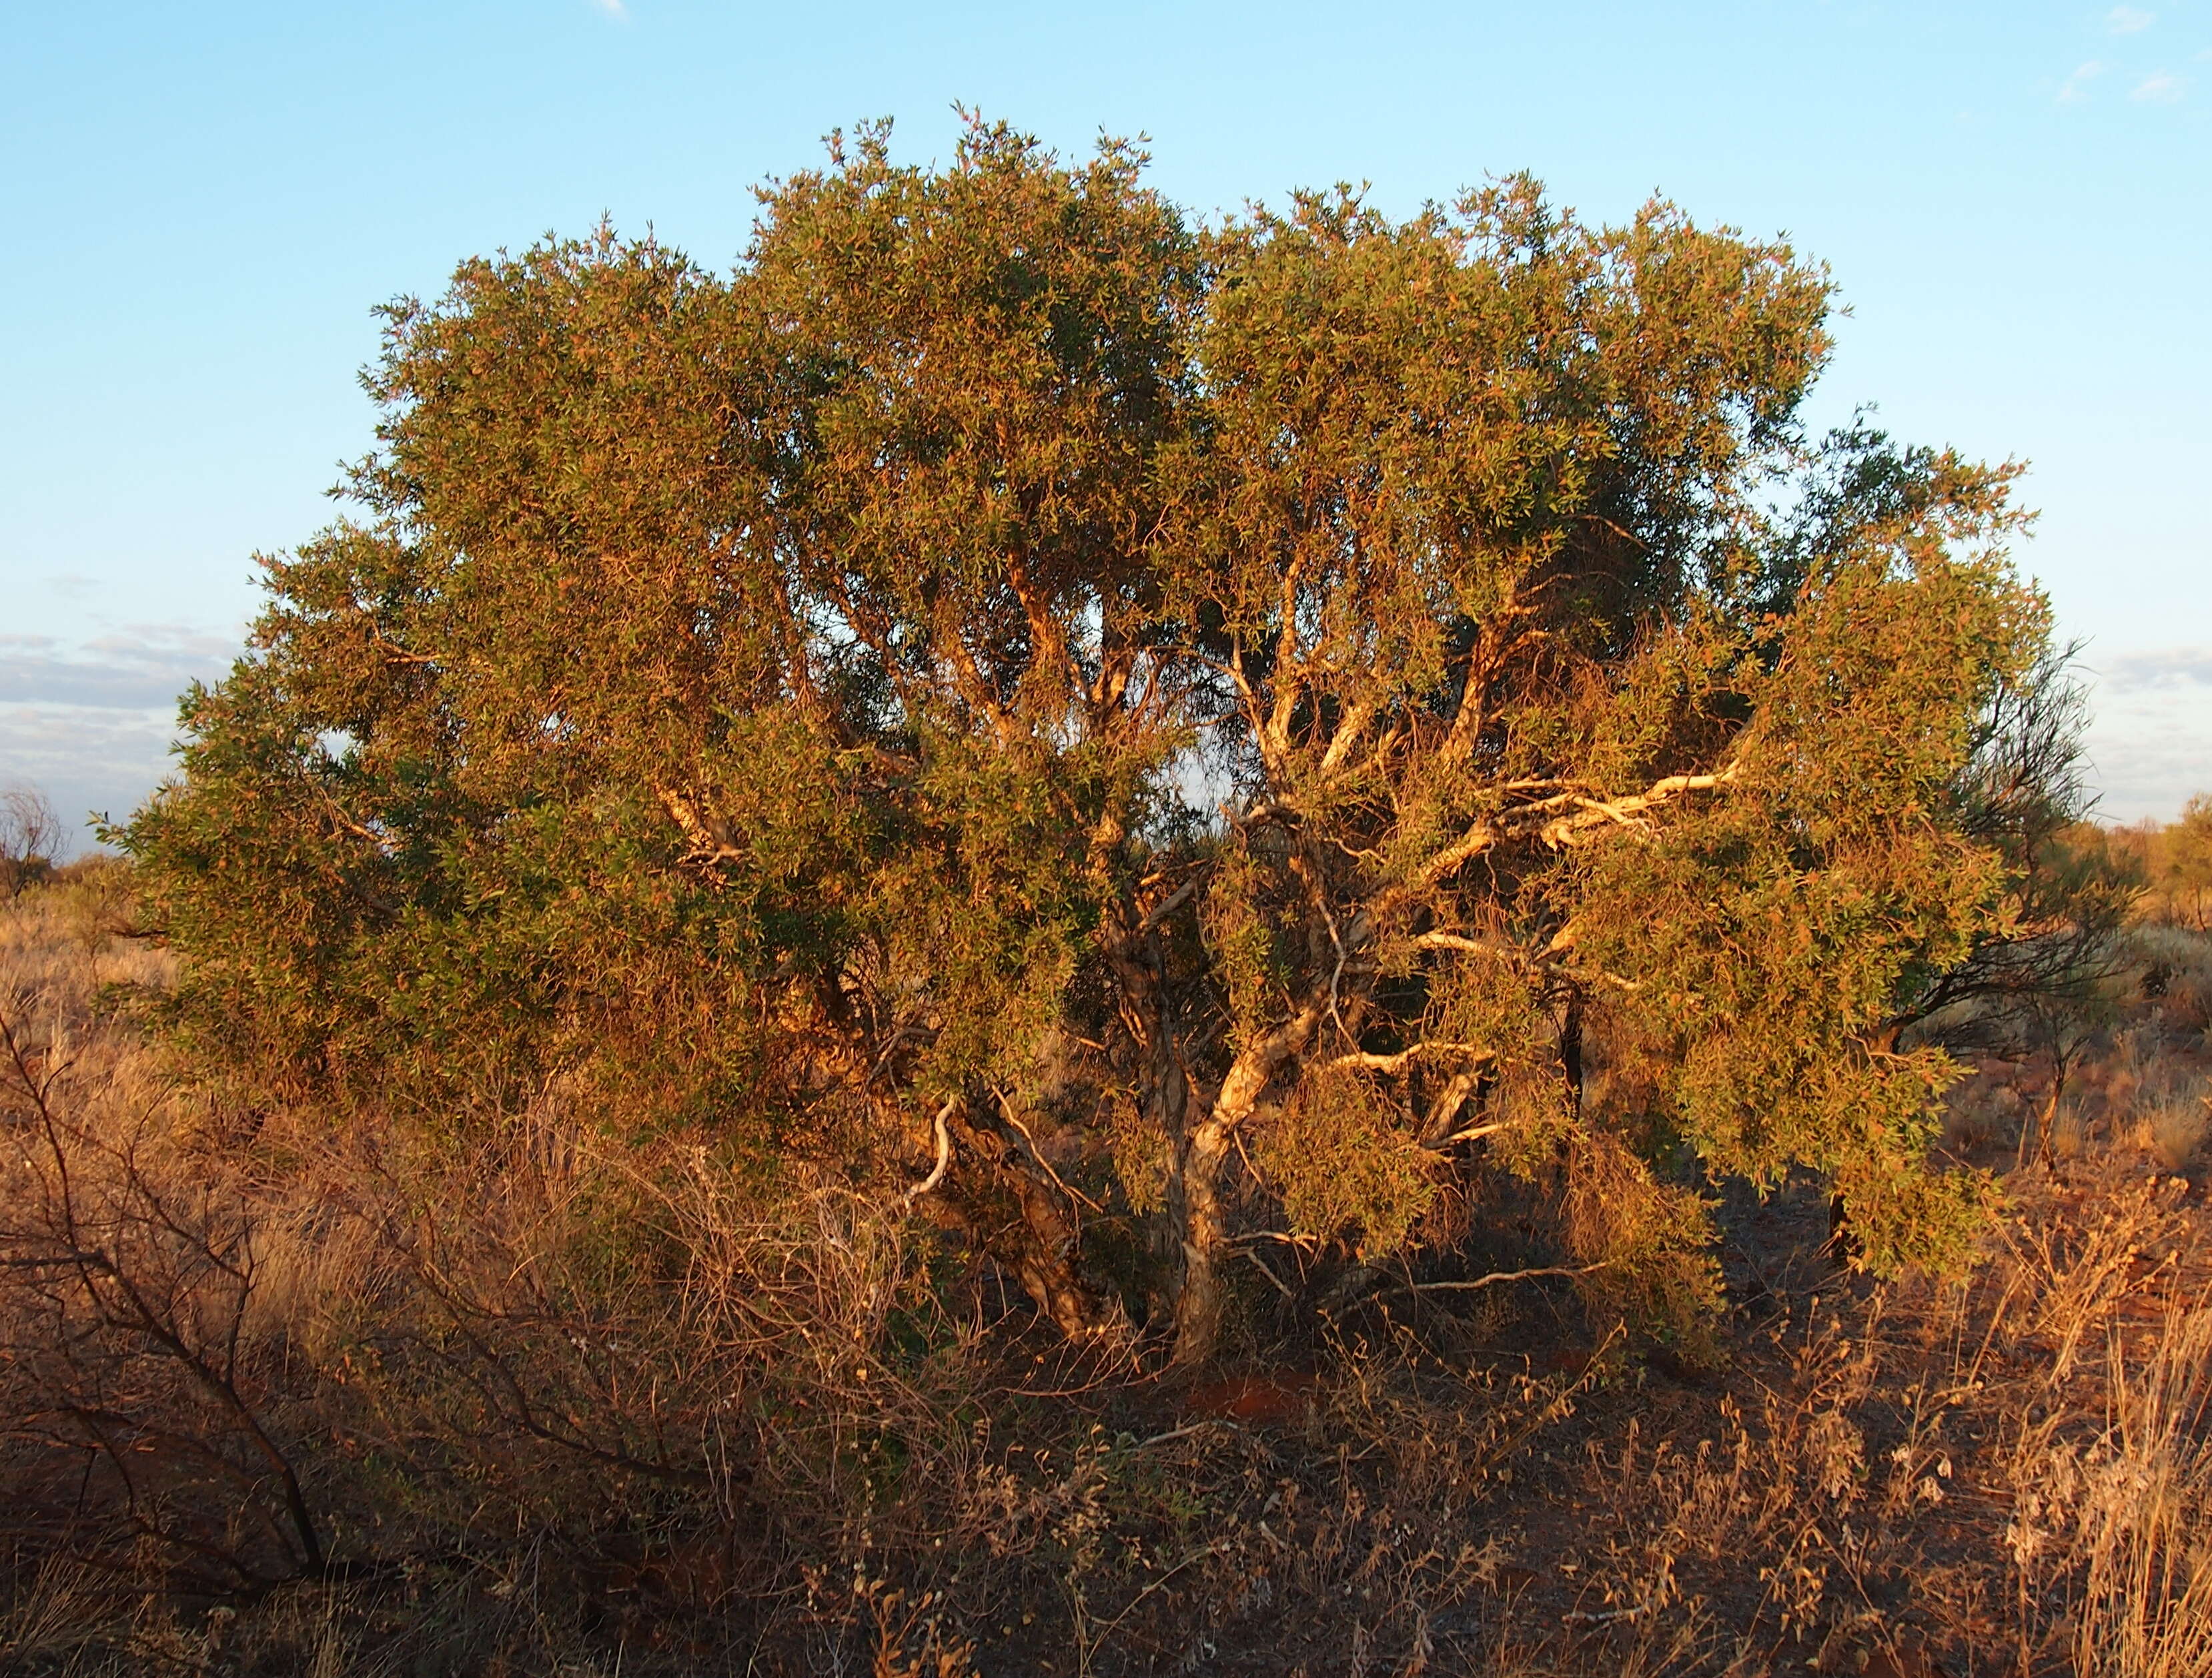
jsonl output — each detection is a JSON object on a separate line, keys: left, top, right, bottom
{"left": 1166, "top": 1116, "right": 1235, "bottom": 1364}
{"left": 1560, "top": 989, "right": 1584, "bottom": 1120}
{"left": 1163, "top": 1002, "right": 1322, "bottom": 1365}
{"left": 950, "top": 1104, "right": 1104, "bottom": 1338}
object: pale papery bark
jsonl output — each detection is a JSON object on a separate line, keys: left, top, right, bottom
{"left": 1167, "top": 999, "right": 1323, "bottom": 1366}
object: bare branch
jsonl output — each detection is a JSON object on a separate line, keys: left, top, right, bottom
{"left": 1536, "top": 763, "right": 1740, "bottom": 849}
{"left": 903, "top": 1098, "right": 958, "bottom": 1204}
{"left": 993, "top": 1090, "right": 1104, "bottom": 1214}
{"left": 656, "top": 788, "right": 744, "bottom": 865}
{"left": 1414, "top": 931, "right": 1519, "bottom": 959}
{"left": 1394, "top": 1261, "right": 1608, "bottom": 1293}
{"left": 1424, "top": 1118, "right": 1516, "bottom": 1150}
{"left": 1331, "top": 1042, "right": 1495, "bottom": 1075}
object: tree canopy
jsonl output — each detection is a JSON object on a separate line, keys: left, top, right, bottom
{"left": 125, "top": 119, "right": 2065, "bottom": 1362}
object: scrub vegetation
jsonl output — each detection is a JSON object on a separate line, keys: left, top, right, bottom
{"left": 3, "top": 121, "right": 2205, "bottom": 1675}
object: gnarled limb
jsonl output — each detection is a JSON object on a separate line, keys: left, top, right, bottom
{"left": 1536, "top": 763, "right": 1739, "bottom": 849}
{"left": 947, "top": 1098, "right": 1109, "bottom": 1338}
{"left": 1167, "top": 997, "right": 1325, "bottom": 1365}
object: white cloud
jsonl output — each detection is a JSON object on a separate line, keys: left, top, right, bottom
{"left": 2131, "top": 69, "right": 2187, "bottom": 101}
{"left": 2081, "top": 647, "right": 2212, "bottom": 823}
{"left": 0, "top": 704, "right": 182, "bottom": 847}
{"left": 2106, "top": 5, "right": 2155, "bottom": 33}
{"left": 0, "top": 627, "right": 238, "bottom": 711}
{"left": 2085, "top": 705, "right": 2212, "bottom": 822}
{"left": 589, "top": 0, "right": 628, "bottom": 15}
{"left": 2057, "top": 59, "right": 2109, "bottom": 102}
{"left": 2098, "top": 647, "right": 2212, "bottom": 692}
{"left": 0, "top": 626, "right": 243, "bottom": 852}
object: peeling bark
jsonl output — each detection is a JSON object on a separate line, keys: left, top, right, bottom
{"left": 1165, "top": 1000, "right": 1324, "bottom": 1366}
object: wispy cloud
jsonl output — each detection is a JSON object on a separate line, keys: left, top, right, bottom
{"left": 2095, "top": 646, "right": 2212, "bottom": 691}
{"left": 0, "top": 628, "right": 239, "bottom": 711}
{"left": 2106, "top": 5, "right": 2155, "bottom": 34}
{"left": 0, "top": 627, "right": 245, "bottom": 849}
{"left": 2085, "top": 650, "right": 2212, "bottom": 821}
{"left": 2057, "top": 59, "right": 2109, "bottom": 102}
{"left": 589, "top": 0, "right": 628, "bottom": 15}
{"left": 2131, "top": 69, "right": 2187, "bottom": 101}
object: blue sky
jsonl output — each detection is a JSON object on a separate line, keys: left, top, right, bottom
{"left": 3, "top": 0, "right": 2207, "bottom": 845}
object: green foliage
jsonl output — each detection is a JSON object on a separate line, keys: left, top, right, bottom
{"left": 123, "top": 117, "right": 2071, "bottom": 1356}
{"left": 1561, "top": 1131, "right": 1725, "bottom": 1353}
{"left": 2155, "top": 796, "right": 2212, "bottom": 929}
{"left": 1253, "top": 1063, "right": 1437, "bottom": 1258}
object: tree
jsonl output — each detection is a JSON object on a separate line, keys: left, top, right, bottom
{"left": 124, "top": 119, "right": 2059, "bottom": 1362}
{"left": 1, "top": 783, "right": 62, "bottom": 898}
{"left": 1880, "top": 640, "right": 2126, "bottom": 1041}
{"left": 2158, "top": 795, "right": 2212, "bottom": 929}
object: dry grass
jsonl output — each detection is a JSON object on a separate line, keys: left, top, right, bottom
{"left": 5, "top": 882, "right": 2212, "bottom": 1674}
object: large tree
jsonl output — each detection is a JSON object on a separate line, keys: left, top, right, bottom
{"left": 126, "top": 120, "right": 2059, "bottom": 1362}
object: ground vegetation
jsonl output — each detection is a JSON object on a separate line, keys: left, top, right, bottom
{"left": 1, "top": 821, "right": 2208, "bottom": 1674}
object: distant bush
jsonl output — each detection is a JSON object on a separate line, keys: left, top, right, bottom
{"left": 2080, "top": 797, "right": 2212, "bottom": 930}
{"left": 0, "top": 783, "right": 60, "bottom": 900}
